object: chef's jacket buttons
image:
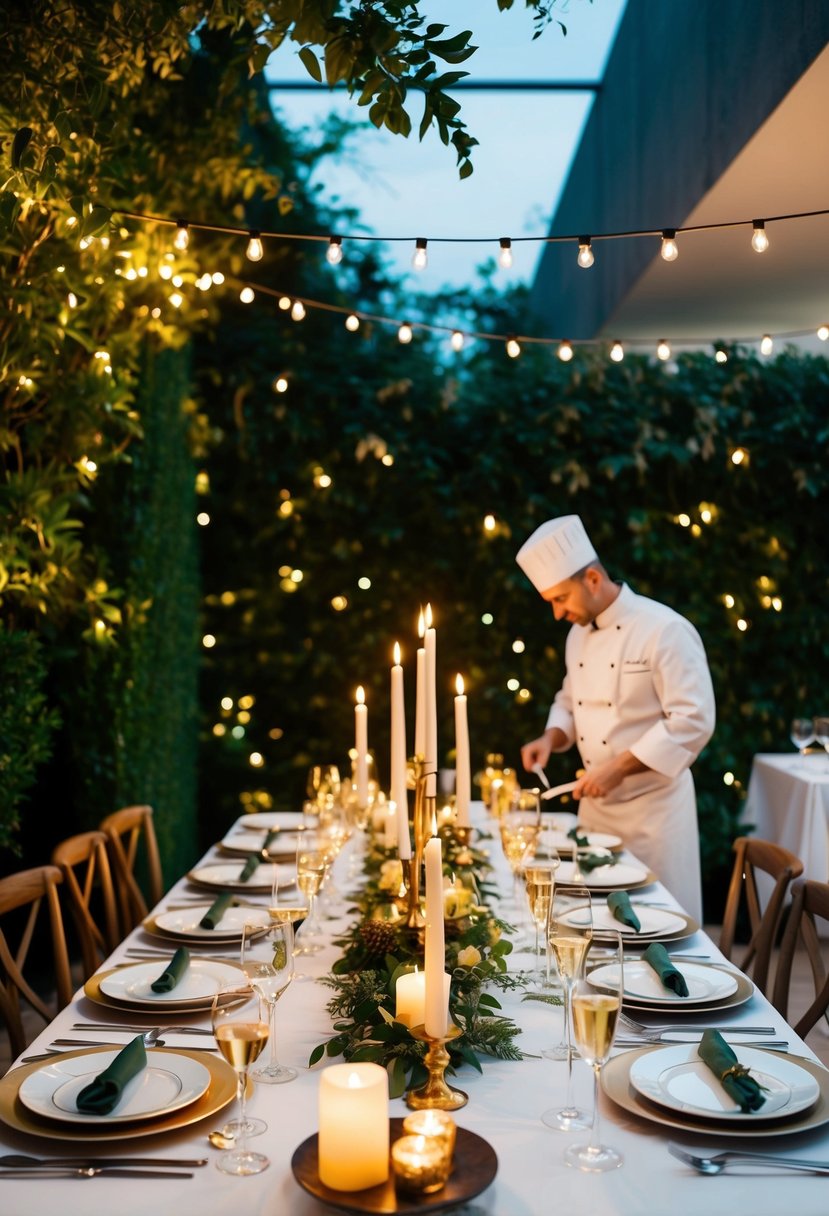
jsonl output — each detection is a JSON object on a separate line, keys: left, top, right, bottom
{"left": 616, "top": 625, "right": 621, "bottom": 630}
{"left": 579, "top": 736, "right": 584, "bottom": 742}
{"left": 578, "top": 700, "right": 582, "bottom": 706}
{"left": 610, "top": 662, "right": 615, "bottom": 668}
{"left": 602, "top": 740, "right": 607, "bottom": 746}
{"left": 607, "top": 701, "right": 612, "bottom": 707}
{"left": 579, "top": 662, "right": 583, "bottom": 668}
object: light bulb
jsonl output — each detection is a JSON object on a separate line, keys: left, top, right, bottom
{"left": 278, "top": 295, "right": 291, "bottom": 310}
{"left": 610, "top": 340, "right": 624, "bottom": 362}
{"left": 273, "top": 376, "right": 288, "bottom": 393}
{"left": 345, "top": 313, "right": 360, "bottom": 332}
{"left": 577, "top": 236, "right": 594, "bottom": 268}
{"left": 451, "top": 330, "right": 464, "bottom": 352}
{"left": 239, "top": 287, "right": 254, "bottom": 304}
{"left": 326, "top": 236, "right": 343, "bottom": 265}
{"left": 246, "top": 231, "right": 264, "bottom": 261}
{"left": 714, "top": 347, "right": 728, "bottom": 364}
{"left": 291, "top": 300, "right": 306, "bottom": 321}
{"left": 760, "top": 334, "right": 773, "bottom": 356}
{"left": 817, "top": 324, "right": 829, "bottom": 342}
{"left": 660, "top": 229, "right": 679, "bottom": 261}
{"left": 751, "top": 220, "right": 769, "bottom": 253}
{"left": 498, "top": 238, "right": 513, "bottom": 269}
{"left": 411, "top": 238, "right": 428, "bottom": 271}
{"left": 656, "top": 338, "right": 671, "bottom": 361}
{"left": 557, "top": 340, "right": 573, "bottom": 362}
{"left": 173, "top": 222, "right": 189, "bottom": 252}
{"left": 506, "top": 337, "right": 521, "bottom": 358}
{"left": 398, "top": 322, "right": 413, "bottom": 344}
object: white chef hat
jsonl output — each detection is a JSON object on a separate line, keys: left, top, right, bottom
{"left": 515, "top": 515, "right": 598, "bottom": 593}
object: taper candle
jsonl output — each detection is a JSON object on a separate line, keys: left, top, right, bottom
{"left": 424, "top": 822, "right": 449, "bottom": 1037}
{"left": 415, "top": 610, "right": 426, "bottom": 759}
{"left": 391, "top": 643, "right": 411, "bottom": 858}
{"left": 355, "top": 686, "right": 368, "bottom": 808}
{"left": 424, "top": 604, "right": 437, "bottom": 799}
{"left": 454, "top": 674, "right": 470, "bottom": 827}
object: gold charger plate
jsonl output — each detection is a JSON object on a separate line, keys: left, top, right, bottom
{"left": 617, "top": 965, "right": 754, "bottom": 1014}
{"left": 291, "top": 1118, "right": 498, "bottom": 1215}
{"left": 602, "top": 1045, "right": 829, "bottom": 1139}
{"left": 554, "top": 866, "right": 658, "bottom": 894}
{"left": 0, "top": 1046, "right": 237, "bottom": 1143}
{"left": 84, "top": 960, "right": 247, "bottom": 1015}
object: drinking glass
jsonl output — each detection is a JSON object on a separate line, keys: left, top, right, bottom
{"left": 542, "top": 884, "right": 593, "bottom": 1130}
{"left": 295, "top": 829, "right": 327, "bottom": 954}
{"left": 241, "top": 920, "right": 297, "bottom": 1084}
{"left": 306, "top": 764, "right": 342, "bottom": 808}
{"left": 790, "top": 717, "right": 816, "bottom": 758}
{"left": 814, "top": 716, "right": 829, "bottom": 769}
{"left": 523, "top": 859, "right": 558, "bottom": 986}
{"left": 500, "top": 789, "right": 541, "bottom": 915}
{"left": 211, "top": 984, "right": 270, "bottom": 1175}
{"left": 565, "top": 932, "right": 624, "bottom": 1172}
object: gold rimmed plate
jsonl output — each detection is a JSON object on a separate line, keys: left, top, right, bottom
{"left": 564, "top": 902, "right": 699, "bottom": 945}
{"left": 0, "top": 1046, "right": 238, "bottom": 1142}
{"left": 554, "top": 860, "right": 657, "bottom": 893}
{"left": 186, "top": 861, "right": 296, "bottom": 894}
{"left": 85, "top": 959, "right": 247, "bottom": 1014}
{"left": 144, "top": 904, "right": 272, "bottom": 943}
{"left": 596, "top": 964, "right": 754, "bottom": 1014}
{"left": 291, "top": 1118, "right": 497, "bottom": 1215}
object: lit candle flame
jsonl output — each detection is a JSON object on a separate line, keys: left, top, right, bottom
{"left": 356, "top": 685, "right": 365, "bottom": 705}
{"left": 418, "top": 608, "right": 425, "bottom": 638}
{"left": 425, "top": 602, "right": 433, "bottom": 628}
{"left": 455, "top": 673, "right": 464, "bottom": 696}
{"left": 393, "top": 641, "right": 401, "bottom": 666}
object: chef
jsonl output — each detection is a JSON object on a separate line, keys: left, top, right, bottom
{"left": 517, "top": 514, "right": 715, "bottom": 921}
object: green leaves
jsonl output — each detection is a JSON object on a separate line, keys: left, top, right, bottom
{"left": 298, "top": 45, "right": 322, "bottom": 82}
{"left": 11, "top": 126, "right": 33, "bottom": 168}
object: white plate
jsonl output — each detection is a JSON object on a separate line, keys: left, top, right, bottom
{"left": 588, "top": 960, "right": 739, "bottom": 1004}
{"left": 555, "top": 860, "right": 651, "bottom": 890}
{"left": 220, "top": 828, "right": 303, "bottom": 855}
{"left": 187, "top": 861, "right": 296, "bottom": 892}
{"left": 18, "top": 1049, "right": 210, "bottom": 1125}
{"left": 544, "top": 829, "right": 623, "bottom": 852}
{"left": 99, "top": 959, "right": 245, "bottom": 1006}
{"left": 629, "top": 1043, "right": 820, "bottom": 1122}
{"left": 562, "top": 903, "right": 687, "bottom": 938}
{"left": 154, "top": 904, "right": 272, "bottom": 939}
{"left": 235, "top": 812, "right": 304, "bottom": 832}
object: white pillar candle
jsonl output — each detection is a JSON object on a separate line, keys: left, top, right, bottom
{"left": 424, "top": 825, "right": 449, "bottom": 1037}
{"left": 384, "top": 802, "right": 397, "bottom": 848}
{"left": 318, "top": 1063, "right": 390, "bottom": 1191}
{"left": 395, "top": 967, "right": 426, "bottom": 1028}
{"left": 355, "top": 685, "right": 368, "bottom": 808}
{"left": 424, "top": 604, "right": 437, "bottom": 799}
{"left": 415, "top": 610, "right": 426, "bottom": 759}
{"left": 454, "top": 674, "right": 471, "bottom": 827}
{"left": 391, "top": 644, "right": 411, "bottom": 859}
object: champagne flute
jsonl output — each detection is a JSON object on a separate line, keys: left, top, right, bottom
{"left": 523, "top": 860, "right": 558, "bottom": 986}
{"left": 241, "top": 920, "right": 297, "bottom": 1084}
{"left": 790, "top": 717, "right": 816, "bottom": 760}
{"left": 295, "top": 829, "right": 327, "bottom": 954}
{"left": 211, "top": 984, "right": 270, "bottom": 1175}
{"left": 542, "top": 884, "right": 593, "bottom": 1130}
{"left": 814, "top": 716, "right": 829, "bottom": 770}
{"left": 565, "top": 932, "right": 624, "bottom": 1172}
{"left": 500, "top": 789, "right": 541, "bottom": 915}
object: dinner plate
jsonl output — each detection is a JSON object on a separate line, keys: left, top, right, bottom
{"left": 86, "top": 960, "right": 248, "bottom": 1014}
{"left": 543, "top": 828, "right": 623, "bottom": 853}
{"left": 0, "top": 1046, "right": 239, "bottom": 1142}
{"left": 628, "top": 1043, "right": 820, "bottom": 1123}
{"left": 98, "top": 959, "right": 245, "bottom": 1007}
{"left": 187, "top": 861, "right": 296, "bottom": 893}
{"left": 554, "top": 860, "right": 655, "bottom": 891}
{"left": 603, "top": 1046, "right": 829, "bottom": 1139}
{"left": 588, "top": 959, "right": 738, "bottom": 1005}
{"left": 562, "top": 903, "right": 689, "bottom": 939}
{"left": 219, "top": 828, "right": 303, "bottom": 858}
{"left": 235, "top": 812, "right": 304, "bottom": 832}
{"left": 17, "top": 1049, "right": 211, "bottom": 1125}
{"left": 151, "top": 904, "right": 272, "bottom": 940}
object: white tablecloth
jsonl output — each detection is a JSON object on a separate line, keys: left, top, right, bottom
{"left": 742, "top": 753, "right": 829, "bottom": 884}
{"left": 3, "top": 805, "right": 829, "bottom": 1215}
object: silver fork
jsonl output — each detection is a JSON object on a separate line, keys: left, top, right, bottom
{"left": 620, "top": 1012, "right": 775, "bottom": 1035}
{"left": 615, "top": 1034, "right": 789, "bottom": 1047}
{"left": 668, "top": 1143, "right": 829, "bottom": 1175}
{"left": 71, "top": 1023, "right": 212, "bottom": 1037}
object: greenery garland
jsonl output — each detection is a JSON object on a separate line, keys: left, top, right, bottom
{"left": 309, "top": 824, "right": 537, "bottom": 1098}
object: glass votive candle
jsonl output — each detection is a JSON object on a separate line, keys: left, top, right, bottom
{"left": 402, "top": 1109, "right": 457, "bottom": 1156}
{"left": 391, "top": 1133, "right": 451, "bottom": 1195}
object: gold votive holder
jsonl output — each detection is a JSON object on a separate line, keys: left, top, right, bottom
{"left": 390, "top": 1133, "right": 451, "bottom": 1195}
{"left": 405, "top": 1025, "right": 468, "bottom": 1111}
{"left": 402, "top": 1109, "right": 457, "bottom": 1157}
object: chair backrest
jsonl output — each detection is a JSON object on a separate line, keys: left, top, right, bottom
{"left": 719, "top": 835, "right": 804, "bottom": 994}
{"left": 99, "top": 804, "right": 163, "bottom": 934}
{"left": 51, "top": 830, "right": 120, "bottom": 978}
{"left": 0, "top": 865, "right": 73, "bottom": 1060}
{"left": 772, "top": 879, "right": 829, "bottom": 1037}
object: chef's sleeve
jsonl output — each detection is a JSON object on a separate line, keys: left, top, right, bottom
{"left": 545, "top": 669, "right": 576, "bottom": 749}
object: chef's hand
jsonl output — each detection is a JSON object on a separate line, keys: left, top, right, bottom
{"left": 572, "top": 751, "right": 648, "bottom": 799}
{"left": 521, "top": 727, "right": 568, "bottom": 773}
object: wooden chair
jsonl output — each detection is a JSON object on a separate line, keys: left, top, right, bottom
{"left": 99, "top": 804, "right": 164, "bottom": 934}
{"left": 51, "top": 830, "right": 120, "bottom": 979}
{"left": 719, "top": 835, "right": 804, "bottom": 994}
{"left": 0, "top": 865, "right": 73, "bottom": 1060}
{"left": 772, "top": 879, "right": 829, "bottom": 1036}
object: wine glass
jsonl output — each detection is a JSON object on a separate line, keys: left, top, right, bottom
{"left": 500, "top": 788, "right": 541, "bottom": 915}
{"left": 523, "top": 859, "right": 558, "bottom": 987}
{"left": 295, "top": 829, "right": 327, "bottom": 954}
{"left": 542, "top": 884, "right": 593, "bottom": 1131}
{"left": 211, "top": 984, "right": 270, "bottom": 1175}
{"left": 307, "top": 764, "right": 341, "bottom": 807}
{"left": 814, "top": 716, "right": 829, "bottom": 769}
{"left": 565, "top": 932, "right": 624, "bottom": 1172}
{"left": 241, "top": 919, "right": 297, "bottom": 1084}
{"left": 790, "top": 717, "right": 816, "bottom": 760}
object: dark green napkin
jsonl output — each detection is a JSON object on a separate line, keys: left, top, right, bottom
{"left": 75, "top": 1035, "right": 147, "bottom": 1115}
{"left": 575, "top": 851, "right": 619, "bottom": 873}
{"left": 698, "top": 1029, "right": 767, "bottom": 1112}
{"left": 150, "top": 946, "right": 190, "bottom": 993}
{"left": 238, "top": 828, "right": 280, "bottom": 880}
{"left": 567, "top": 826, "right": 590, "bottom": 848}
{"left": 607, "top": 890, "right": 641, "bottom": 932}
{"left": 643, "top": 941, "right": 689, "bottom": 996}
{"left": 199, "top": 891, "right": 234, "bottom": 929}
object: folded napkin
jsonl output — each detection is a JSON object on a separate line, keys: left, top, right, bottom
{"left": 567, "top": 826, "right": 590, "bottom": 848}
{"left": 642, "top": 941, "right": 689, "bottom": 996}
{"left": 150, "top": 946, "right": 190, "bottom": 993}
{"left": 607, "top": 890, "right": 641, "bottom": 932}
{"left": 238, "top": 828, "right": 280, "bottom": 881}
{"left": 698, "top": 1028, "right": 767, "bottom": 1112}
{"left": 575, "top": 851, "right": 619, "bottom": 874}
{"left": 199, "top": 891, "right": 235, "bottom": 929}
{"left": 75, "top": 1035, "right": 148, "bottom": 1115}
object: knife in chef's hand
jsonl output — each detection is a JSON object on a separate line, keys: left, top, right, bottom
{"left": 540, "top": 780, "right": 579, "bottom": 801}
{"left": 531, "top": 764, "right": 550, "bottom": 789}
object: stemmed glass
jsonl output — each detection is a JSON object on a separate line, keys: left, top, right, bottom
{"left": 241, "top": 919, "right": 297, "bottom": 1084}
{"left": 523, "top": 858, "right": 558, "bottom": 987}
{"left": 565, "top": 932, "right": 624, "bottom": 1172}
{"left": 814, "top": 717, "right": 829, "bottom": 770}
{"left": 295, "top": 828, "right": 327, "bottom": 954}
{"left": 306, "top": 764, "right": 342, "bottom": 810}
{"left": 500, "top": 788, "right": 541, "bottom": 916}
{"left": 211, "top": 984, "right": 270, "bottom": 1175}
{"left": 790, "top": 717, "right": 816, "bottom": 763}
{"left": 542, "top": 883, "right": 593, "bottom": 1131}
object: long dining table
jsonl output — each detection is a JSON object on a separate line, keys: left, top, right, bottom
{"left": 2, "top": 804, "right": 829, "bottom": 1216}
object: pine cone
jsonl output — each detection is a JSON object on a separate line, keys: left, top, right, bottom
{"left": 359, "top": 918, "right": 398, "bottom": 958}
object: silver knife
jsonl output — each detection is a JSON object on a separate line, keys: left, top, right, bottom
{"left": 0, "top": 1154, "right": 207, "bottom": 1168}
{"left": 49, "top": 1038, "right": 218, "bottom": 1051}
{"left": 2, "top": 1167, "right": 195, "bottom": 1178}
{"left": 531, "top": 763, "right": 550, "bottom": 789}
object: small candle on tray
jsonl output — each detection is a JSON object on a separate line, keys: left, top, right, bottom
{"left": 391, "top": 1133, "right": 451, "bottom": 1195}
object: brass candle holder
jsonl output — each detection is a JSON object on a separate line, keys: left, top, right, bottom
{"left": 402, "top": 757, "right": 436, "bottom": 932}
{"left": 405, "top": 1024, "right": 468, "bottom": 1111}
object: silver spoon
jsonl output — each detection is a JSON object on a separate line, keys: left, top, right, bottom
{"left": 668, "top": 1143, "right": 829, "bottom": 1175}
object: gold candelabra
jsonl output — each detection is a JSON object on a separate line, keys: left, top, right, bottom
{"left": 403, "top": 756, "right": 436, "bottom": 931}
{"left": 405, "top": 1025, "right": 468, "bottom": 1111}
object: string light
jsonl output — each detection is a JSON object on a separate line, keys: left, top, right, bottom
{"left": 656, "top": 338, "right": 672, "bottom": 361}
{"left": 451, "top": 330, "right": 465, "bottom": 352}
{"left": 173, "top": 221, "right": 189, "bottom": 251}
{"left": 557, "top": 340, "right": 573, "bottom": 362}
{"left": 273, "top": 375, "right": 288, "bottom": 393}
{"left": 577, "top": 236, "right": 594, "bottom": 268}
{"left": 660, "top": 229, "right": 679, "bottom": 261}
{"left": 411, "top": 238, "right": 428, "bottom": 271}
{"left": 818, "top": 325, "right": 829, "bottom": 341}
{"left": 751, "top": 220, "right": 769, "bottom": 253}
{"left": 398, "top": 321, "right": 413, "bottom": 344}
{"left": 498, "top": 237, "right": 513, "bottom": 269}
{"left": 345, "top": 313, "right": 360, "bottom": 332}
{"left": 290, "top": 300, "right": 306, "bottom": 321}
{"left": 760, "top": 334, "right": 773, "bottom": 356}
{"left": 278, "top": 295, "right": 291, "bottom": 310}
{"left": 506, "top": 337, "right": 521, "bottom": 358}
{"left": 246, "top": 230, "right": 264, "bottom": 261}
{"left": 610, "top": 340, "right": 624, "bottom": 362}
{"left": 714, "top": 346, "right": 728, "bottom": 364}
{"left": 730, "top": 446, "right": 749, "bottom": 466}
{"left": 326, "top": 235, "right": 343, "bottom": 265}
{"left": 239, "top": 286, "right": 254, "bottom": 303}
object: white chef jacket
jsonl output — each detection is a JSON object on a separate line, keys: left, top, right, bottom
{"left": 545, "top": 583, "right": 715, "bottom": 919}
